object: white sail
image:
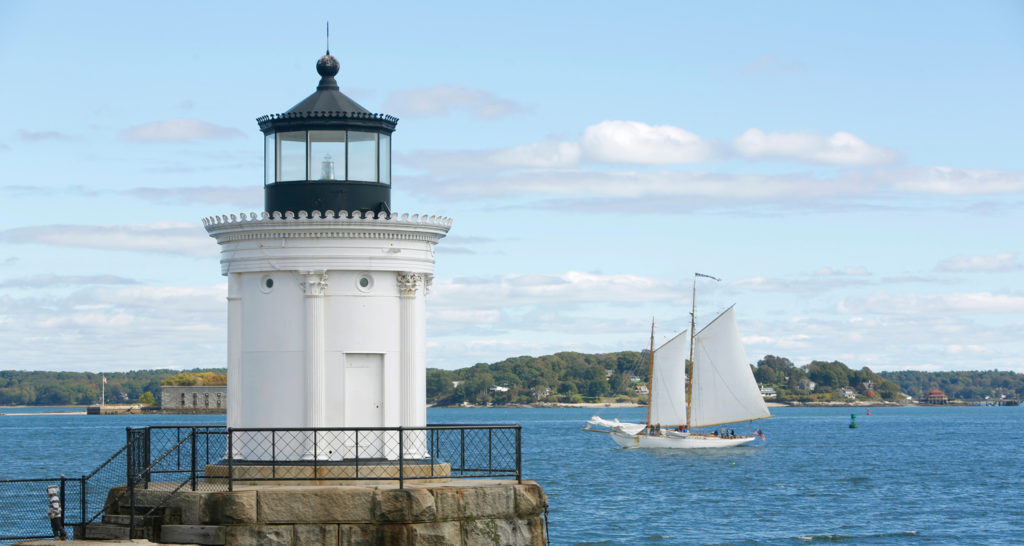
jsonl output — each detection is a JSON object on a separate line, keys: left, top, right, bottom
{"left": 649, "top": 330, "right": 688, "bottom": 426}
{"left": 587, "top": 416, "right": 646, "bottom": 435}
{"left": 688, "top": 306, "right": 771, "bottom": 428}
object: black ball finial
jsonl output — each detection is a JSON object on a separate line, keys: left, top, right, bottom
{"left": 316, "top": 54, "right": 340, "bottom": 78}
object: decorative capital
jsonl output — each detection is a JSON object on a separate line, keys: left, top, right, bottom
{"left": 302, "top": 271, "right": 329, "bottom": 296}
{"left": 397, "top": 272, "right": 423, "bottom": 297}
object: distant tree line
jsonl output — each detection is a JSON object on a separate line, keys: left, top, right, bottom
{"left": 753, "top": 355, "right": 902, "bottom": 402}
{"left": 161, "top": 371, "right": 227, "bottom": 386}
{"left": 428, "top": 351, "right": 647, "bottom": 406}
{"left": 878, "top": 369, "right": 1024, "bottom": 401}
{"left": 0, "top": 369, "right": 226, "bottom": 406}
{"left": 428, "top": 352, "right": 1024, "bottom": 406}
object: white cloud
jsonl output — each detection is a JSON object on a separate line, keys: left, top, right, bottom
{"left": 384, "top": 85, "right": 527, "bottom": 119}
{"left": 936, "top": 253, "right": 1020, "bottom": 273}
{"left": 490, "top": 140, "right": 582, "bottom": 168}
{"left": 121, "top": 118, "right": 243, "bottom": 142}
{"left": 0, "top": 275, "right": 138, "bottom": 288}
{"left": 0, "top": 284, "right": 226, "bottom": 372}
{"left": 839, "top": 291, "right": 1024, "bottom": 315}
{"left": 397, "top": 121, "right": 1022, "bottom": 211}
{"left": 400, "top": 120, "right": 712, "bottom": 170}
{"left": 734, "top": 128, "right": 897, "bottom": 165}
{"left": 405, "top": 168, "right": 847, "bottom": 202}
{"left": 888, "top": 166, "right": 1024, "bottom": 195}
{"left": 732, "top": 274, "right": 876, "bottom": 294}
{"left": 580, "top": 121, "right": 713, "bottom": 164}
{"left": 18, "top": 130, "right": 77, "bottom": 142}
{"left": 814, "top": 266, "right": 871, "bottom": 277}
{"left": 946, "top": 344, "right": 993, "bottom": 355}
{"left": 0, "top": 222, "right": 216, "bottom": 257}
{"left": 122, "top": 186, "right": 261, "bottom": 207}
{"left": 433, "top": 271, "right": 679, "bottom": 310}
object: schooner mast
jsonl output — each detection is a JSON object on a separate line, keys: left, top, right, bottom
{"left": 645, "top": 318, "right": 654, "bottom": 433}
{"left": 686, "top": 272, "right": 721, "bottom": 429}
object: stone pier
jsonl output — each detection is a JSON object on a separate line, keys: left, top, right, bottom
{"left": 92, "top": 480, "right": 546, "bottom": 545}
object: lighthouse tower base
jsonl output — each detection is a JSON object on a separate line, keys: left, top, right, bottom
{"left": 204, "top": 211, "right": 451, "bottom": 456}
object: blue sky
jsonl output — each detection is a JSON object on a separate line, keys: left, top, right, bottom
{"left": 1, "top": 1, "right": 1023, "bottom": 373}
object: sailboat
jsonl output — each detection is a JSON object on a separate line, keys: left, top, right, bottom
{"left": 584, "top": 273, "right": 771, "bottom": 448}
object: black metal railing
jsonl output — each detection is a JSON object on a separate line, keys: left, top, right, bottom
{"left": 226, "top": 424, "right": 521, "bottom": 489}
{"left": 0, "top": 423, "right": 521, "bottom": 543}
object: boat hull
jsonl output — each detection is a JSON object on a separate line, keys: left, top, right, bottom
{"left": 610, "top": 430, "right": 756, "bottom": 449}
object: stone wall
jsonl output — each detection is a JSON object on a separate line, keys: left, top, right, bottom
{"left": 115, "top": 480, "right": 546, "bottom": 545}
{"left": 161, "top": 385, "right": 227, "bottom": 412}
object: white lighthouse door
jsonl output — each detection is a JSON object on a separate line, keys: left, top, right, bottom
{"left": 345, "top": 353, "right": 384, "bottom": 458}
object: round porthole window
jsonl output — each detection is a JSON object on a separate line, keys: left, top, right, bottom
{"left": 357, "top": 274, "right": 374, "bottom": 292}
{"left": 260, "top": 275, "right": 275, "bottom": 293}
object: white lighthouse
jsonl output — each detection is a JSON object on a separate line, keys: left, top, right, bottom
{"left": 203, "top": 51, "right": 450, "bottom": 460}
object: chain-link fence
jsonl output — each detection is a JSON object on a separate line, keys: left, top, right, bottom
{"left": 0, "top": 477, "right": 72, "bottom": 542}
{"left": 226, "top": 424, "right": 521, "bottom": 488}
{"left": 132, "top": 426, "right": 227, "bottom": 491}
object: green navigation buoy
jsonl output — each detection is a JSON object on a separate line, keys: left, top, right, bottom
{"left": 849, "top": 413, "right": 858, "bottom": 429}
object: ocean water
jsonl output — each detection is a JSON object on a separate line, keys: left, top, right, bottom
{"left": 2, "top": 406, "right": 1022, "bottom": 544}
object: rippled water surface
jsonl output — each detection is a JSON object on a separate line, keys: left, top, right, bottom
{"left": 2, "top": 406, "right": 1022, "bottom": 544}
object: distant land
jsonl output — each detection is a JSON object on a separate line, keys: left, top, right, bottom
{"left": 0, "top": 368, "right": 225, "bottom": 407}
{"left": 424, "top": 352, "right": 1023, "bottom": 407}
{"left": 2, "top": 354, "right": 1022, "bottom": 407}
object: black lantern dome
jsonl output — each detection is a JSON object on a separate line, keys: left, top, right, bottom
{"left": 257, "top": 52, "right": 398, "bottom": 216}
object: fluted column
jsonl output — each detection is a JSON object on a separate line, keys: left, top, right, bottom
{"left": 226, "top": 274, "right": 242, "bottom": 457}
{"left": 303, "top": 271, "right": 328, "bottom": 434}
{"left": 415, "top": 275, "right": 431, "bottom": 427}
{"left": 398, "top": 272, "right": 426, "bottom": 457}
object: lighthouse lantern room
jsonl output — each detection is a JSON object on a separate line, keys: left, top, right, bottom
{"left": 203, "top": 50, "right": 451, "bottom": 460}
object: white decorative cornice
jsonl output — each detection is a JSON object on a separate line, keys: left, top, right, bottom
{"left": 205, "top": 211, "right": 450, "bottom": 275}
{"left": 203, "top": 211, "right": 452, "bottom": 228}
{"left": 203, "top": 211, "right": 452, "bottom": 244}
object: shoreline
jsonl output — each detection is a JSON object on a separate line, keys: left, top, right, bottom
{"left": 429, "top": 400, "right": 1005, "bottom": 409}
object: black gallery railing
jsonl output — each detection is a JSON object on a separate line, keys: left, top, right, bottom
{"left": 224, "top": 425, "right": 522, "bottom": 489}
{"left": 0, "top": 424, "right": 521, "bottom": 542}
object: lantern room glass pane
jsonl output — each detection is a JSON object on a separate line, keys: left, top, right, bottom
{"left": 379, "top": 133, "right": 391, "bottom": 185}
{"left": 278, "top": 131, "right": 307, "bottom": 181}
{"left": 264, "top": 133, "right": 275, "bottom": 186}
{"left": 348, "top": 131, "right": 377, "bottom": 182}
{"left": 310, "top": 131, "right": 346, "bottom": 181}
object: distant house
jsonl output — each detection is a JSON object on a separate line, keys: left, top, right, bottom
{"left": 605, "top": 370, "right": 613, "bottom": 379}
{"left": 798, "top": 379, "right": 817, "bottom": 392}
{"left": 923, "top": 389, "right": 948, "bottom": 405}
{"left": 840, "top": 387, "right": 856, "bottom": 399}
{"left": 759, "top": 386, "right": 777, "bottom": 399}
{"left": 490, "top": 385, "right": 509, "bottom": 393}
{"left": 452, "top": 381, "right": 462, "bottom": 388}
{"left": 630, "top": 376, "right": 642, "bottom": 384}
{"left": 635, "top": 385, "right": 649, "bottom": 396}
{"left": 531, "top": 386, "right": 551, "bottom": 399}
